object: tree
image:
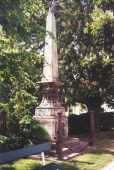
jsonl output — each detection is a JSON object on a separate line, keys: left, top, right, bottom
{"left": 55, "top": 0, "right": 114, "bottom": 138}
{"left": 0, "top": 0, "right": 46, "bottom": 135}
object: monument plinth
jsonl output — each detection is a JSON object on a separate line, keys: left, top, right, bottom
{"left": 34, "top": 7, "right": 68, "bottom": 141}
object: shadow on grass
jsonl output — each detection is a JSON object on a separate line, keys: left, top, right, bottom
{"left": 87, "top": 148, "right": 114, "bottom": 156}
{"left": 60, "top": 160, "right": 95, "bottom": 170}
{"left": 60, "top": 162, "right": 79, "bottom": 170}
{"left": 60, "top": 158, "right": 96, "bottom": 170}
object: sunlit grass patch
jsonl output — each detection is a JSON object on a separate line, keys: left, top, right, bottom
{"left": 73, "top": 152, "right": 113, "bottom": 170}
{"left": 0, "top": 159, "right": 41, "bottom": 170}
{"left": 61, "top": 151, "right": 113, "bottom": 170}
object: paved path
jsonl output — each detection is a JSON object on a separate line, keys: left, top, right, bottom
{"left": 31, "top": 138, "right": 88, "bottom": 161}
{"left": 102, "top": 161, "right": 114, "bottom": 170}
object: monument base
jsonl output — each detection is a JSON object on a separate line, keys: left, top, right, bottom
{"left": 33, "top": 114, "right": 68, "bottom": 141}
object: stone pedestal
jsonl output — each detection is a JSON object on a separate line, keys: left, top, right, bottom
{"left": 34, "top": 83, "right": 68, "bottom": 141}
{"left": 34, "top": 82, "right": 68, "bottom": 141}
{"left": 33, "top": 114, "right": 68, "bottom": 141}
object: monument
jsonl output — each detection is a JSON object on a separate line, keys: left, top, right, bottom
{"left": 34, "top": 1, "right": 68, "bottom": 141}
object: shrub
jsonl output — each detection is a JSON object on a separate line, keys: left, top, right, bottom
{"left": 0, "top": 135, "right": 11, "bottom": 152}
{"left": 0, "top": 115, "right": 50, "bottom": 152}
{"left": 19, "top": 115, "right": 50, "bottom": 144}
{"left": 0, "top": 135, "right": 27, "bottom": 152}
{"left": 7, "top": 137, "right": 28, "bottom": 150}
{"left": 0, "top": 135, "right": 10, "bottom": 145}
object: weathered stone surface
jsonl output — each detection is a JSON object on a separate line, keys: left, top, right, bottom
{"left": 34, "top": 8, "right": 68, "bottom": 141}
{"left": 34, "top": 114, "right": 68, "bottom": 141}
{"left": 42, "top": 8, "right": 58, "bottom": 83}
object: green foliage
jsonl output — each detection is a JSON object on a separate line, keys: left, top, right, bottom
{"left": 57, "top": 0, "right": 114, "bottom": 109}
{"left": 0, "top": 115, "right": 50, "bottom": 150}
{"left": 84, "top": 7, "right": 114, "bottom": 36}
{"left": 0, "top": 135, "right": 10, "bottom": 145}
{"left": 19, "top": 115, "right": 50, "bottom": 143}
{"left": 0, "top": 0, "right": 45, "bottom": 136}
{"left": 0, "top": 135, "right": 27, "bottom": 151}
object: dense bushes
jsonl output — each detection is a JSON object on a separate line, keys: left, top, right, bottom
{"left": 0, "top": 115, "right": 50, "bottom": 152}
{"left": 68, "top": 112, "right": 114, "bottom": 135}
{"left": 0, "top": 135, "right": 26, "bottom": 152}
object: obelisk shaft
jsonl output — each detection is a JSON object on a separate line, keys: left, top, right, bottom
{"left": 42, "top": 8, "right": 58, "bottom": 83}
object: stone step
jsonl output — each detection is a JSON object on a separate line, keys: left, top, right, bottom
{"left": 30, "top": 139, "right": 88, "bottom": 161}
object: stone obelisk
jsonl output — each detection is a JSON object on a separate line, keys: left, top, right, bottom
{"left": 34, "top": 6, "right": 68, "bottom": 141}
{"left": 42, "top": 7, "right": 58, "bottom": 83}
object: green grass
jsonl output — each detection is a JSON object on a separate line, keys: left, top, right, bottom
{"left": 61, "top": 151, "right": 113, "bottom": 170}
{"left": 0, "top": 152, "right": 113, "bottom": 170}
{"left": 0, "top": 131, "right": 114, "bottom": 170}
{"left": 0, "top": 159, "right": 41, "bottom": 170}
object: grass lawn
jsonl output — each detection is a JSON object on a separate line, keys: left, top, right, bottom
{"left": 61, "top": 150, "right": 113, "bottom": 170}
{"left": 0, "top": 159, "right": 40, "bottom": 170}
{"left": 0, "top": 131, "right": 114, "bottom": 170}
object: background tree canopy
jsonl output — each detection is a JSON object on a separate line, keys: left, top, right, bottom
{"left": 0, "top": 0, "right": 46, "bottom": 135}
{"left": 57, "top": 0, "right": 114, "bottom": 110}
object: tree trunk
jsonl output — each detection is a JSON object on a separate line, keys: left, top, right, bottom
{"left": 86, "top": 98, "right": 102, "bottom": 145}
{"left": 89, "top": 110, "right": 96, "bottom": 145}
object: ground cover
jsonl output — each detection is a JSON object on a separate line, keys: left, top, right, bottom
{"left": 0, "top": 131, "right": 114, "bottom": 170}
{"left": 61, "top": 151, "right": 113, "bottom": 170}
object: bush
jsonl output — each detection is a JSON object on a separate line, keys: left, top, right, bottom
{"left": 19, "top": 115, "right": 50, "bottom": 144}
{"left": 7, "top": 137, "right": 28, "bottom": 150}
{"left": 0, "top": 115, "right": 50, "bottom": 152}
{"left": 0, "top": 135, "right": 10, "bottom": 145}
{"left": 0, "top": 135, "right": 11, "bottom": 152}
{"left": 0, "top": 135, "right": 27, "bottom": 152}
